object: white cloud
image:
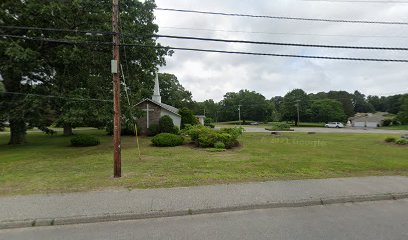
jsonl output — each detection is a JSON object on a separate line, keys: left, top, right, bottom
{"left": 155, "top": 0, "right": 408, "bottom": 101}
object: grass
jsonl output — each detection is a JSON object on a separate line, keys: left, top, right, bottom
{"left": 378, "top": 125, "right": 408, "bottom": 130}
{"left": 0, "top": 130, "right": 407, "bottom": 196}
{"left": 215, "top": 122, "right": 325, "bottom": 129}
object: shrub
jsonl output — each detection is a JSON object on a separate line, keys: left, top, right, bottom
{"left": 152, "top": 133, "right": 184, "bottom": 147}
{"left": 219, "top": 127, "right": 244, "bottom": 139}
{"left": 71, "top": 135, "right": 100, "bottom": 147}
{"left": 382, "top": 119, "right": 392, "bottom": 127}
{"left": 159, "top": 115, "right": 175, "bottom": 134}
{"left": 392, "top": 119, "right": 401, "bottom": 126}
{"left": 204, "top": 118, "right": 215, "bottom": 128}
{"left": 186, "top": 125, "right": 213, "bottom": 143}
{"left": 198, "top": 131, "right": 219, "bottom": 148}
{"left": 179, "top": 107, "right": 199, "bottom": 129}
{"left": 214, "top": 141, "right": 226, "bottom": 149}
{"left": 395, "top": 139, "right": 408, "bottom": 145}
{"left": 147, "top": 124, "right": 160, "bottom": 136}
{"left": 269, "top": 122, "right": 291, "bottom": 131}
{"left": 385, "top": 137, "right": 396, "bottom": 143}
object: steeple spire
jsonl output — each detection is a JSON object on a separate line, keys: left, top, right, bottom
{"left": 152, "top": 72, "right": 161, "bottom": 103}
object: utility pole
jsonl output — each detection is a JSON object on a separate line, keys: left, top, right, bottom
{"left": 238, "top": 105, "right": 242, "bottom": 125}
{"left": 112, "top": 0, "right": 121, "bottom": 178}
{"left": 295, "top": 100, "right": 300, "bottom": 126}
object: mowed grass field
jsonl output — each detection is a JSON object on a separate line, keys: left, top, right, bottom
{"left": 0, "top": 130, "right": 407, "bottom": 196}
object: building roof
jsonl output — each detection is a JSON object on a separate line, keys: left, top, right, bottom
{"left": 136, "top": 98, "right": 181, "bottom": 117}
{"left": 350, "top": 112, "right": 389, "bottom": 123}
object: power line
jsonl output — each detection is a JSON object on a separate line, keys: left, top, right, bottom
{"left": 160, "top": 26, "right": 408, "bottom": 39}
{"left": 3, "top": 34, "right": 408, "bottom": 63}
{"left": 3, "top": 92, "right": 113, "bottom": 102}
{"left": 122, "top": 43, "right": 408, "bottom": 63}
{"left": 302, "top": 0, "right": 408, "bottom": 3}
{"left": 156, "top": 8, "right": 408, "bottom": 25}
{"left": 0, "top": 26, "right": 113, "bottom": 36}
{"left": 1, "top": 34, "right": 113, "bottom": 46}
{"left": 152, "top": 34, "right": 408, "bottom": 51}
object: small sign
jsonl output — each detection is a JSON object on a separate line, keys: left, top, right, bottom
{"left": 111, "top": 60, "right": 118, "bottom": 73}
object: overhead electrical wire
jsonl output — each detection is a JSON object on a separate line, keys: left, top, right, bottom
{"left": 0, "top": 25, "right": 113, "bottom": 36}
{"left": 2, "top": 34, "right": 408, "bottom": 63}
{"left": 159, "top": 26, "right": 408, "bottom": 39}
{"left": 3, "top": 92, "right": 113, "bottom": 102}
{"left": 151, "top": 34, "right": 408, "bottom": 51}
{"left": 302, "top": 0, "right": 408, "bottom": 3}
{"left": 155, "top": 8, "right": 408, "bottom": 25}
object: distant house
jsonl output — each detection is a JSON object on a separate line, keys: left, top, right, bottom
{"left": 135, "top": 74, "right": 181, "bottom": 135}
{"left": 195, "top": 115, "right": 206, "bottom": 125}
{"left": 349, "top": 112, "right": 389, "bottom": 128}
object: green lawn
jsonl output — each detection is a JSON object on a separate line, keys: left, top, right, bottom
{"left": 0, "top": 130, "right": 407, "bottom": 196}
{"left": 378, "top": 125, "right": 408, "bottom": 130}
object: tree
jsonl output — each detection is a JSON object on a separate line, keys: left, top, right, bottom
{"left": 385, "top": 94, "right": 403, "bottom": 114}
{"left": 154, "top": 73, "right": 193, "bottom": 109}
{"left": 281, "top": 89, "right": 310, "bottom": 126}
{"left": 367, "top": 95, "right": 386, "bottom": 112}
{"left": 0, "top": 0, "right": 170, "bottom": 142}
{"left": 219, "top": 90, "right": 274, "bottom": 123}
{"left": 310, "top": 99, "right": 347, "bottom": 123}
{"left": 353, "top": 91, "right": 375, "bottom": 113}
{"left": 397, "top": 95, "right": 408, "bottom": 124}
{"left": 327, "top": 91, "right": 355, "bottom": 117}
{"left": 179, "top": 107, "right": 198, "bottom": 128}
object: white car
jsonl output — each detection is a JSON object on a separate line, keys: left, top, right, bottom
{"left": 325, "top": 122, "right": 344, "bottom": 128}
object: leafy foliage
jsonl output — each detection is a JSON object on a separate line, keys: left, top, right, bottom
{"left": 179, "top": 107, "right": 199, "bottom": 128}
{"left": 70, "top": 135, "right": 100, "bottom": 147}
{"left": 185, "top": 125, "right": 243, "bottom": 149}
{"left": 151, "top": 133, "right": 184, "bottom": 147}
{"left": 310, "top": 99, "right": 347, "bottom": 123}
{"left": 159, "top": 115, "right": 175, "bottom": 134}
{"left": 281, "top": 89, "right": 310, "bottom": 126}
{"left": 395, "top": 139, "right": 408, "bottom": 145}
{"left": 269, "top": 122, "right": 292, "bottom": 131}
{"left": 384, "top": 137, "right": 396, "bottom": 143}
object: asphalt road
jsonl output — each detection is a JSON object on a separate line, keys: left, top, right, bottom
{"left": 2, "top": 199, "right": 408, "bottom": 240}
{"left": 242, "top": 126, "right": 408, "bottom": 134}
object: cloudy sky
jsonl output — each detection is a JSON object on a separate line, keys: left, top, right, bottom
{"left": 154, "top": 0, "right": 408, "bottom": 101}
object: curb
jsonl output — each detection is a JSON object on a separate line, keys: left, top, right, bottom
{"left": 1, "top": 192, "right": 407, "bottom": 230}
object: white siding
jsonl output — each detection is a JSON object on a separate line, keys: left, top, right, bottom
{"left": 366, "top": 122, "right": 378, "bottom": 128}
{"left": 160, "top": 109, "right": 181, "bottom": 128}
{"left": 353, "top": 122, "right": 365, "bottom": 127}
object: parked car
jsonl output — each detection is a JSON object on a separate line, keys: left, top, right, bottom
{"left": 325, "top": 122, "right": 344, "bottom": 128}
{"left": 250, "top": 122, "right": 259, "bottom": 125}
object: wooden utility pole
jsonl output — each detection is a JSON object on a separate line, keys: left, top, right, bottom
{"left": 238, "top": 105, "right": 242, "bottom": 125}
{"left": 112, "top": 0, "right": 121, "bottom": 178}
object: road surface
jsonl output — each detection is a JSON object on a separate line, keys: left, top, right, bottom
{"left": 241, "top": 126, "right": 408, "bottom": 134}
{"left": 2, "top": 199, "right": 408, "bottom": 240}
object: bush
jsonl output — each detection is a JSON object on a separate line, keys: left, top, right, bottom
{"left": 214, "top": 141, "right": 226, "bottom": 149}
{"left": 395, "top": 139, "right": 408, "bottom": 145}
{"left": 71, "top": 135, "right": 100, "bottom": 147}
{"left": 382, "top": 119, "right": 392, "bottom": 127}
{"left": 204, "top": 118, "right": 215, "bottom": 128}
{"left": 269, "top": 122, "right": 291, "bottom": 131}
{"left": 152, "top": 133, "right": 184, "bottom": 147}
{"left": 147, "top": 124, "right": 160, "bottom": 136}
{"left": 186, "top": 126, "right": 243, "bottom": 149}
{"left": 392, "top": 119, "right": 401, "bottom": 126}
{"left": 159, "top": 115, "right": 175, "bottom": 134}
{"left": 385, "top": 137, "right": 396, "bottom": 143}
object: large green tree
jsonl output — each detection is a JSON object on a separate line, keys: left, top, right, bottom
{"left": 327, "top": 91, "right": 354, "bottom": 117}
{"left": 310, "top": 99, "right": 347, "bottom": 123}
{"left": 0, "top": 0, "right": 169, "bottom": 142}
{"left": 219, "top": 90, "right": 274, "bottom": 123}
{"left": 281, "top": 89, "right": 310, "bottom": 126}
{"left": 156, "top": 73, "right": 193, "bottom": 108}
{"left": 397, "top": 95, "right": 408, "bottom": 124}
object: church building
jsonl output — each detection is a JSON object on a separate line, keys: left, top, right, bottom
{"left": 135, "top": 73, "right": 181, "bottom": 135}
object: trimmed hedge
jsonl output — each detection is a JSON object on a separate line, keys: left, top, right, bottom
{"left": 385, "top": 137, "right": 396, "bottom": 143}
{"left": 396, "top": 139, "right": 408, "bottom": 145}
{"left": 152, "top": 133, "right": 184, "bottom": 147}
{"left": 71, "top": 135, "right": 100, "bottom": 147}
{"left": 269, "top": 122, "right": 291, "bottom": 131}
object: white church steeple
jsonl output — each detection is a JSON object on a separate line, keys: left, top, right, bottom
{"left": 152, "top": 72, "right": 161, "bottom": 103}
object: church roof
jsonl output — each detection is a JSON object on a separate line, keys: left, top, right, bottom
{"left": 136, "top": 98, "right": 181, "bottom": 117}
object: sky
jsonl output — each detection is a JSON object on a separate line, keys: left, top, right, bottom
{"left": 154, "top": 0, "right": 408, "bottom": 102}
